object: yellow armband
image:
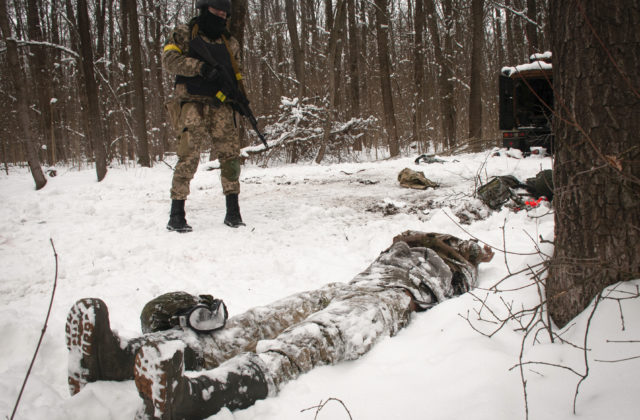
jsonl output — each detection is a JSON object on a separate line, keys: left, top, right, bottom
{"left": 163, "top": 44, "right": 182, "bottom": 54}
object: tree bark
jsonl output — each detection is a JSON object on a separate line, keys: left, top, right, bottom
{"left": 315, "top": 0, "right": 347, "bottom": 164}
{"left": 347, "top": 0, "right": 362, "bottom": 150}
{"left": 468, "top": 0, "right": 484, "bottom": 150}
{"left": 0, "top": 0, "right": 47, "bottom": 189}
{"left": 229, "top": 0, "right": 247, "bottom": 48}
{"left": 547, "top": 0, "right": 640, "bottom": 328}
{"left": 77, "top": 0, "right": 108, "bottom": 180}
{"left": 374, "top": 0, "right": 399, "bottom": 157}
{"left": 284, "top": 0, "right": 306, "bottom": 98}
{"left": 413, "top": 0, "right": 426, "bottom": 149}
{"left": 26, "top": 0, "right": 54, "bottom": 164}
{"left": 425, "top": 0, "right": 455, "bottom": 149}
{"left": 505, "top": 0, "right": 515, "bottom": 64}
{"left": 124, "top": 0, "right": 151, "bottom": 167}
{"left": 525, "top": 0, "right": 539, "bottom": 54}
{"left": 494, "top": 6, "right": 505, "bottom": 66}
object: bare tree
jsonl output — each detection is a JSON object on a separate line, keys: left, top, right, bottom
{"left": 229, "top": 0, "right": 248, "bottom": 47}
{"left": 284, "top": 0, "right": 306, "bottom": 98}
{"left": 425, "top": 0, "right": 456, "bottom": 149}
{"left": 77, "top": 0, "right": 108, "bottom": 180}
{"left": 468, "top": 0, "right": 484, "bottom": 150}
{"left": 124, "top": 0, "right": 151, "bottom": 167}
{"left": 0, "top": 0, "right": 47, "bottom": 189}
{"left": 315, "top": 0, "right": 347, "bottom": 163}
{"left": 547, "top": 0, "right": 640, "bottom": 327}
{"left": 374, "top": 0, "right": 399, "bottom": 156}
{"left": 413, "top": 0, "right": 427, "bottom": 149}
{"left": 25, "top": 0, "right": 54, "bottom": 164}
{"left": 525, "top": 0, "right": 539, "bottom": 54}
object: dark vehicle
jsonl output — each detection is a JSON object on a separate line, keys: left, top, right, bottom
{"left": 499, "top": 52, "right": 554, "bottom": 154}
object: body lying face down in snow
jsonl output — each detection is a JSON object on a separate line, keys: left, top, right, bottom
{"left": 65, "top": 231, "right": 494, "bottom": 419}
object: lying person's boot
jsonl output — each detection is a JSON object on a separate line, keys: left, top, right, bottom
{"left": 65, "top": 298, "right": 138, "bottom": 395}
{"left": 223, "top": 194, "right": 246, "bottom": 228}
{"left": 134, "top": 343, "right": 268, "bottom": 420}
{"left": 167, "top": 199, "right": 192, "bottom": 233}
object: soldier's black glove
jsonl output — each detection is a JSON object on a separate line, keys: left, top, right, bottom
{"left": 200, "top": 62, "right": 221, "bottom": 82}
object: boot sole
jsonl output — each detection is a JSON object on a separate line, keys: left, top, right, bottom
{"left": 65, "top": 299, "right": 100, "bottom": 395}
{"left": 166, "top": 225, "right": 193, "bottom": 233}
{"left": 223, "top": 220, "right": 246, "bottom": 228}
{"left": 134, "top": 342, "right": 185, "bottom": 420}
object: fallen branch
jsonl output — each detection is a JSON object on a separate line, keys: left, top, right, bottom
{"left": 10, "top": 239, "right": 59, "bottom": 420}
{"left": 301, "top": 397, "right": 353, "bottom": 419}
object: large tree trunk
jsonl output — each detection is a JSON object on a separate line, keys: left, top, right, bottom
{"left": 77, "top": 0, "right": 108, "bottom": 181}
{"left": 547, "top": 0, "right": 640, "bottom": 328}
{"left": 315, "top": 0, "right": 347, "bottom": 164}
{"left": 346, "top": 0, "right": 362, "bottom": 151}
{"left": 229, "top": 0, "right": 247, "bottom": 48}
{"left": 124, "top": 0, "right": 151, "bottom": 167}
{"left": 413, "top": 0, "right": 426, "bottom": 150}
{"left": 0, "top": 0, "right": 47, "bottom": 189}
{"left": 468, "top": 0, "right": 484, "bottom": 151}
{"left": 284, "top": 0, "right": 306, "bottom": 99}
{"left": 26, "top": 0, "right": 54, "bottom": 164}
{"left": 494, "top": 6, "right": 505, "bottom": 67}
{"left": 505, "top": 0, "right": 516, "bottom": 64}
{"left": 374, "top": 0, "right": 400, "bottom": 157}
{"left": 425, "top": 0, "right": 455, "bottom": 150}
{"left": 525, "top": 0, "right": 539, "bottom": 54}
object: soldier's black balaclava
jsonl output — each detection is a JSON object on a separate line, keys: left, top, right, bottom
{"left": 197, "top": 7, "right": 227, "bottom": 40}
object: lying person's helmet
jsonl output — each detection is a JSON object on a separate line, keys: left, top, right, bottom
{"left": 140, "top": 291, "right": 228, "bottom": 334}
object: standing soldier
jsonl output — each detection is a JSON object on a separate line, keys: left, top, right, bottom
{"left": 163, "top": 0, "right": 246, "bottom": 231}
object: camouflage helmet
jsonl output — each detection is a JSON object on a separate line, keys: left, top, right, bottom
{"left": 140, "top": 291, "right": 217, "bottom": 333}
{"left": 196, "top": 0, "right": 231, "bottom": 15}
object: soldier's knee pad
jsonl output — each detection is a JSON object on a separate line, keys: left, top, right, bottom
{"left": 220, "top": 158, "right": 241, "bottom": 182}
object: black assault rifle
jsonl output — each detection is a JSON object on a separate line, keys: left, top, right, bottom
{"left": 190, "top": 36, "right": 269, "bottom": 149}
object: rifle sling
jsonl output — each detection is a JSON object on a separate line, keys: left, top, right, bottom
{"left": 222, "top": 35, "right": 247, "bottom": 97}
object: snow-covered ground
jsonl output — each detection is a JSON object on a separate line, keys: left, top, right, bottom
{"left": 1, "top": 151, "right": 638, "bottom": 420}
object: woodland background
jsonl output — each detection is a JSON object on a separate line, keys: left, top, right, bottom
{"left": 0, "top": 0, "right": 548, "bottom": 174}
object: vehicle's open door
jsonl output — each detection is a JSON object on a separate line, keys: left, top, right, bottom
{"left": 499, "top": 74, "right": 514, "bottom": 130}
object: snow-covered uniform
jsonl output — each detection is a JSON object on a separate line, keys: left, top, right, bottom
{"left": 65, "top": 232, "right": 493, "bottom": 419}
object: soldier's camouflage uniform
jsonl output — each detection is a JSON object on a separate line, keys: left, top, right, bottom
{"left": 162, "top": 25, "right": 242, "bottom": 198}
{"left": 65, "top": 232, "right": 493, "bottom": 419}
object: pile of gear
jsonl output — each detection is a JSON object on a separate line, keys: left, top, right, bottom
{"left": 477, "top": 169, "right": 553, "bottom": 211}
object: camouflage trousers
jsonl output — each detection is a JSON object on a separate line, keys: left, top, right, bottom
{"left": 170, "top": 102, "right": 241, "bottom": 199}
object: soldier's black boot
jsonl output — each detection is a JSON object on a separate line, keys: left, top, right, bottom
{"left": 167, "top": 199, "right": 192, "bottom": 232}
{"left": 134, "top": 344, "right": 268, "bottom": 420}
{"left": 66, "top": 298, "right": 138, "bottom": 395}
{"left": 223, "top": 194, "right": 246, "bottom": 228}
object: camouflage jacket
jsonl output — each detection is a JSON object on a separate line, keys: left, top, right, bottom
{"left": 162, "top": 23, "right": 242, "bottom": 103}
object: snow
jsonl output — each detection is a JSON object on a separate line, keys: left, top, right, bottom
{"left": 501, "top": 57, "right": 552, "bottom": 77}
{"left": 1, "top": 151, "right": 639, "bottom": 420}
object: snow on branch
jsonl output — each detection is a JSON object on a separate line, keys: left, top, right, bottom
{"left": 203, "top": 96, "right": 378, "bottom": 169}
{"left": 1, "top": 38, "right": 79, "bottom": 58}
{"left": 492, "top": 1, "right": 540, "bottom": 27}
